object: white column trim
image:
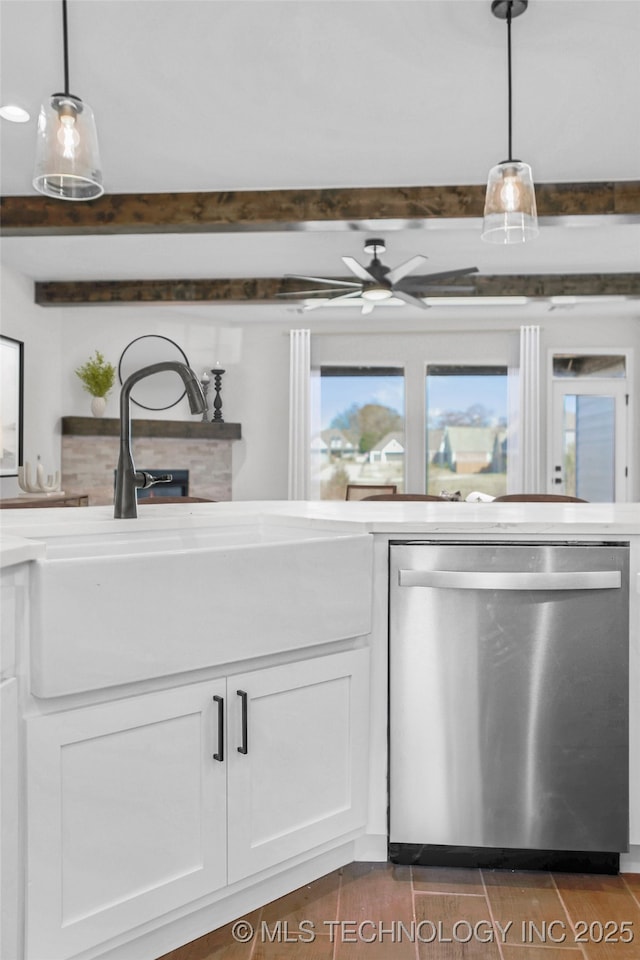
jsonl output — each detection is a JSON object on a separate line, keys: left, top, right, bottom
{"left": 519, "top": 325, "right": 542, "bottom": 493}
{"left": 288, "top": 330, "right": 311, "bottom": 500}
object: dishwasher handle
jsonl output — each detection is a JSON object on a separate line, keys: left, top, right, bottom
{"left": 398, "top": 569, "right": 621, "bottom": 591}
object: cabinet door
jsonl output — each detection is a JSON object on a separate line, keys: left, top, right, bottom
{"left": 26, "top": 681, "right": 227, "bottom": 960}
{"left": 227, "top": 648, "right": 369, "bottom": 883}
{"left": 1, "top": 679, "right": 19, "bottom": 960}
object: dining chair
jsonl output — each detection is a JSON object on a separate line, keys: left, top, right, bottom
{"left": 345, "top": 483, "right": 397, "bottom": 501}
{"left": 493, "top": 494, "right": 588, "bottom": 503}
{"left": 362, "top": 493, "right": 447, "bottom": 502}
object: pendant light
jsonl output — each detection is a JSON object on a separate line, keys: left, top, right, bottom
{"left": 481, "top": 0, "right": 538, "bottom": 244}
{"left": 33, "top": 0, "right": 103, "bottom": 201}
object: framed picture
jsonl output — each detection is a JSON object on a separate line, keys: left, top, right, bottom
{"left": 0, "top": 335, "right": 24, "bottom": 476}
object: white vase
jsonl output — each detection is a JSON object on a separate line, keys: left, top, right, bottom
{"left": 90, "top": 396, "right": 107, "bottom": 418}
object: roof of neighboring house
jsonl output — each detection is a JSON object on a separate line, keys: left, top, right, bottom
{"left": 321, "top": 428, "right": 356, "bottom": 448}
{"left": 444, "top": 427, "right": 497, "bottom": 454}
{"left": 370, "top": 431, "right": 405, "bottom": 452}
{"left": 427, "top": 429, "right": 444, "bottom": 451}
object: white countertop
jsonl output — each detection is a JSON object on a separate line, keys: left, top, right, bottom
{"left": 2, "top": 499, "right": 640, "bottom": 570}
{"left": 0, "top": 534, "right": 46, "bottom": 569}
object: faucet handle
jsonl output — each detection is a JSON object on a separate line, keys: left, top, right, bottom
{"left": 137, "top": 471, "right": 173, "bottom": 490}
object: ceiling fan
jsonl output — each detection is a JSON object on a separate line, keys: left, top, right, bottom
{"left": 279, "top": 239, "right": 479, "bottom": 314}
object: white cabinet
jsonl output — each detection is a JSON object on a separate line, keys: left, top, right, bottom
{"left": 25, "top": 648, "right": 369, "bottom": 960}
{"left": 1, "top": 679, "right": 20, "bottom": 960}
{"left": 227, "top": 650, "right": 369, "bottom": 883}
{"left": 1, "top": 561, "right": 29, "bottom": 960}
{"left": 26, "top": 681, "right": 228, "bottom": 960}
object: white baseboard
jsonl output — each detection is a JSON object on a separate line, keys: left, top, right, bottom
{"left": 91, "top": 842, "right": 356, "bottom": 960}
{"left": 353, "top": 834, "right": 387, "bottom": 861}
{"left": 620, "top": 845, "right": 640, "bottom": 873}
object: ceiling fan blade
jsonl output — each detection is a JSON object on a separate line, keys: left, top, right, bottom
{"left": 399, "top": 266, "right": 480, "bottom": 288}
{"left": 342, "top": 257, "right": 378, "bottom": 283}
{"left": 386, "top": 255, "right": 429, "bottom": 285}
{"left": 277, "top": 287, "right": 362, "bottom": 298}
{"left": 302, "top": 290, "right": 363, "bottom": 311}
{"left": 328, "top": 291, "right": 363, "bottom": 303}
{"left": 305, "top": 290, "right": 364, "bottom": 312}
{"left": 284, "top": 274, "right": 361, "bottom": 288}
{"left": 361, "top": 302, "right": 376, "bottom": 316}
{"left": 391, "top": 289, "right": 430, "bottom": 311}
{"left": 302, "top": 299, "right": 330, "bottom": 312}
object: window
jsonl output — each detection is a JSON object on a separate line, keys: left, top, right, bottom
{"left": 553, "top": 354, "right": 626, "bottom": 379}
{"left": 426, "top": 365, "right": 508, "bottom": 498}
{"left": 313, "top": 367, "right": 404, "bottom": 499}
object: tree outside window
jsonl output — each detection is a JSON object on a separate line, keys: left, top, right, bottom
{"left": 314, "top": 367, "right": 404, "bottom": 500}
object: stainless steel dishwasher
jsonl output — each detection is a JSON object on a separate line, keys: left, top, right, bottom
{"left": 389, "top": 541, "right": 629, "bottom": 871}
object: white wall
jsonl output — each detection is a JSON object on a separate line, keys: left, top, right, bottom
{"left": 58, "top": 303, "right": 293, "bottom": 501}
{"left": 0, "top": 265, "right": 64, "bottom": 499}
{"left": 2, "top": 264, "right": 639, "bottom": 502}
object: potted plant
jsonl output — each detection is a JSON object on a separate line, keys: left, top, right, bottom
{"left": 75, "top": 350, "right": 116, "bottom": 417}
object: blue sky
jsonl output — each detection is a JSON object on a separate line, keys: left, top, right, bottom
{"left": 428, "top": 375, "right": 507, "bottom": 425}
{"left": 321, "top": 376, "right": 404, "bottom": 428}
{"left": 321, "top": 374, "right": 507, "bottom": 429}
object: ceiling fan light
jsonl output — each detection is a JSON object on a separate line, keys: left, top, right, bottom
{"left": 33, "top": 94, "right": 103, "bottom": 200}
{"left": 361, "top": 285, "right": 393, "bottom": 302}
{"left": 481, "top": 160, "right": 538, "bottom": 244}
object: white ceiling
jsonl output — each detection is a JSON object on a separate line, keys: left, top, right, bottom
{"left": 1, "top": 0, "right": 639, "bottom": 308}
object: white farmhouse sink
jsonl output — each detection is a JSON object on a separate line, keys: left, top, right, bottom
{"left": 30, "top": 519, "right": 373, "bottom": 697}
{"left": 40, "top": 521, "right": 345, "bottom": 558}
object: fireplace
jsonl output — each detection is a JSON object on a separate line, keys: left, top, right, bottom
{"left": 61, "top": 418, "right": 242, "bottom": 506}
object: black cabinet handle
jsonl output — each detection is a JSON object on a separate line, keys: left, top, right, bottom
{"left": 213, "top": 695, "right": 224, "bottom": 762}
{"left": 237, "top": 689, "right": 248, "bottom": 755}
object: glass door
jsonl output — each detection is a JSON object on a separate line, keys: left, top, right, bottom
{"left": 551, "top": 379, "right": 628, "bottom": 501}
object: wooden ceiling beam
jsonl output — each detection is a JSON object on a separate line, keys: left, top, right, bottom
{"left": 35, "top": 273, "right": 640, "bottom": 306}
{"left": 3, "top": 181, "right": 640, "bottom": 236}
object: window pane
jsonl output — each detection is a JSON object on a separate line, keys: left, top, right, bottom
{"left": 426, "top": 366, "right": 508, "bottom": 499}
{"left": 313, "top": 367, "right": 404, "bottom": 500}
{"left": 563, "top": 394, "right": 615, "bottom": 500}
{"left": 553, "top": 355, "right": 626, "bottom": 378}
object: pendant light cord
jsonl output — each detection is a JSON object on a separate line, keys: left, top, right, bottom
{"left": 62, "top": 0, "right": 70, "bottom": 96}
{"left": 506, "top": 1, "right": 513, "bottom": 161}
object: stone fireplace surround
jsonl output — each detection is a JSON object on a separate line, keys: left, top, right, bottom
{"left": 61, "top": 417, "right": 242, "bottom": 506}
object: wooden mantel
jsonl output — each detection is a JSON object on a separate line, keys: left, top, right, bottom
{"left": 61, "top": 417, "right": 241, "bottom": 440}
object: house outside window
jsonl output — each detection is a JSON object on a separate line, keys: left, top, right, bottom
{"left": 312, "top": 366, "right": 405, "bottom": 499}
{"left": 426, "top": 365, "right": 509, "bottom": 499}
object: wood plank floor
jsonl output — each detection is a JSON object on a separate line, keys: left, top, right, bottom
{"left": 158, "top": 864, "right": 640, "bottom": 960}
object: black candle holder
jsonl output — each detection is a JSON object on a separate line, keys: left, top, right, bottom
{"left": 210, "top": 368, "right": 226, "bottom": 422}
{"left": 199, "top": 375, "right": 211, "bottom": 422}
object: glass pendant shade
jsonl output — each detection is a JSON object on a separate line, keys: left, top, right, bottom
{"left": 33, "top": 94, "right": 103, "bottom": 201}
{"left": 481, "top": 160, "right": 538, "bottom": 244}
